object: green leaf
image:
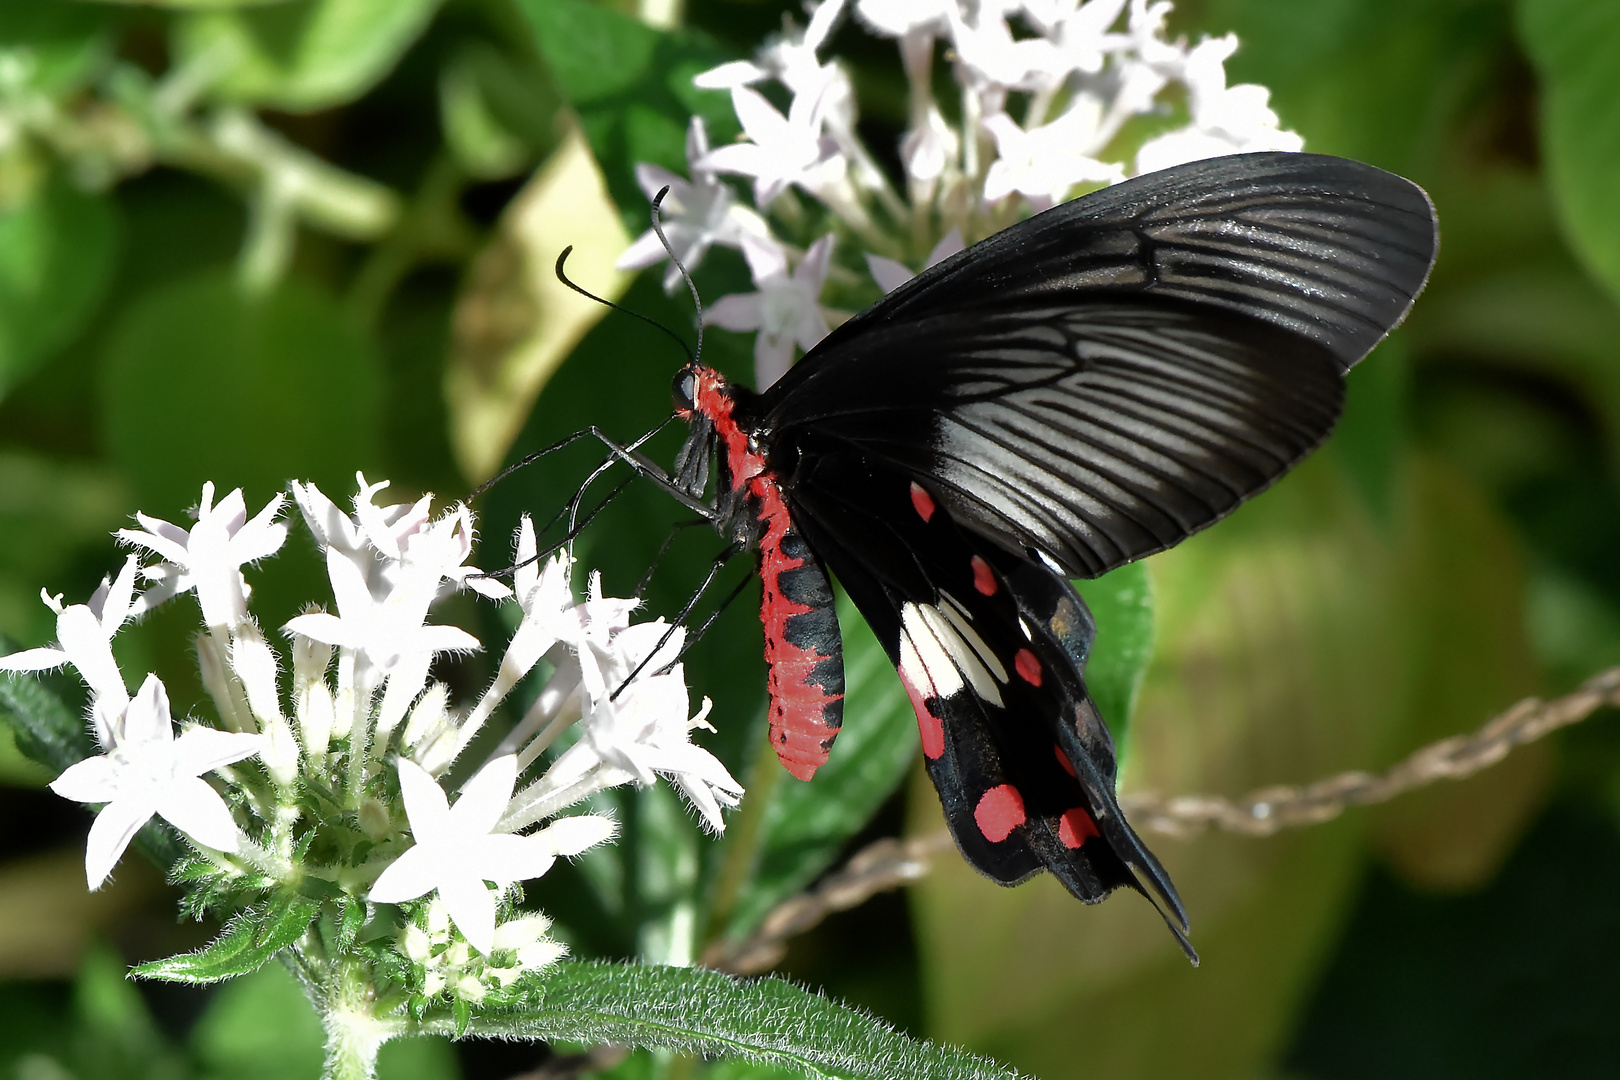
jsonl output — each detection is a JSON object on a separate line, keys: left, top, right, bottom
{"left": 517, "top": 0, "right": 739, "bottom": 228}
{"left": 174, "top": 0, "right": 443, "bottom": 112}
{"left": 0, "top": 646, "right": 92, "bottom": 773}
{"left": 0, "top": 0, "right": 114, "bottom": 98}
{"left": 721, "top": 592, "right": 918, "bottom": 941}
{"left": 1074, "top": 561, "right": 1154, "bottom": 751}
{"left": 440, "top": 42, "right": 564, "bottom": 181}
{"left": 99, "top": 271, "right": 381, "bottom": 520}
{"left": 134, "top": 894, "right": 320, "bottom": 984}
{"left": 0, "top": 176, "right": 119, "bottom": 400}
{"left": 190, "top": 963, "right": 324, "bottom": 1080}
{"left": 1518, "top": 0, "right": 1620, "bottom": 307}
{"left": 480, "top": 960, "right": 1024, "bottom": 1080}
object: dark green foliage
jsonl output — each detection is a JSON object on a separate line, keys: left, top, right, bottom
{"left": 135, "top": 893, "right": 322, "bottom": 984}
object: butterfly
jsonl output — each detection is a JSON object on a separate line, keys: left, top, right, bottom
{"left": 658, "top": 151, "right": 1437, "bottom": 963}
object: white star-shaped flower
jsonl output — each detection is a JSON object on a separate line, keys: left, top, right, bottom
{"left": 118, "top": 483, "right": 288, "bottom": 631}
{"left": 284, "top": 537, "right": 483, "bottom": 742}
{"left": 695, "top": 0, "right": 849, "bottom": 107}
{"left": 948, "top": 5, "right": 1065, "bottom": 94}
{"left": 699, "top": 84, "right": 848, "bottom": 208}
{"left": 1, "top": 556, "right": 143, "bottom": 746}
{"left": 982, "top": 106, "right": 1125, "bottom": 210}
{"left": 1133, "top": 34, "right": 1302, "bottom": 175}
{"left": 855, "top": 0, "right": 954, "bottom": 40}
{"left": 502, "top": 621, "right": 742, "bottom": 834}
{"left": 369, "top": 755, "right": 613, "bottom": 954}
{"left": 1023, "top": 0, "right": 1131, "bottom": 75}
{"left": 706, "top": 233, "right": 835, "bottom": 389}
{"left": 284, "top": 549, "right": 481, "bottom": 678}
{"left": 581, "top": 665, "right": 742, "bottom": 834}
{"left": 49, "top": 674, "right": 264, "bottom": 888}
{"left": 617, "top": 118, "right": 771, "bottom": 292}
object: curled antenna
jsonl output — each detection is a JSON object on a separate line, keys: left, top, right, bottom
{"left": 554, "top": 247, "right": 693, "bottom": 364}
{"left": 651, "top": 185, "right": 704, "bottom": 365}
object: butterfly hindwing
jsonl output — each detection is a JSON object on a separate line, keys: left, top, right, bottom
{"left": 781, "top": 449, "right": 1194, "bottom": 958}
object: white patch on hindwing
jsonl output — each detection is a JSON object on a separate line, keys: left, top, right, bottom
{"left": 898, "top": 597, "right": 1007, "bottom": 708}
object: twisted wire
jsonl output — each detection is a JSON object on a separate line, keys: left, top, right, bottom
{"left": 705, "top": 666, "right": 1620, "bottom": 975}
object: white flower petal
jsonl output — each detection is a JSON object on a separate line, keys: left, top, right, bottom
{"left": 56, "top": 606, "right": 127, "bottom": 708}
{"left": 866, "top": 253, "right": 915, "bottom": 293}
{"left": 693, "top": 59, "right": 768, "bottom": 89}
{"left": 281, "top": 612, "right": 357, "bottom": 649}
{"left": 122, "top": 674, "right": 173, "bottom": 747}
{"left": 168, "top": 727, "right": 265, "bottom": 776}
{"left": 705, "top": 293, "right": 765, "bottom": 333}
{"left": 154, "top": 776, "right": 243, "bottom": 852}
{"left": 49, "top": 756, "right": 121, "bottom": 803}
{"left": 474, "top": 832, "right": 555, "bottom": 886}
{"left": 369, "top": 846, "right": 442, "bottom": 905}
{"left": 436, "top": 873, "right": 497, "bottom": 955}
{"left": 449, "top": 755, "right": 519, "bottom": 836}
{"left": 84, "top": 798, "right": 155, "bottom": 889}
{"left": 0, "top": 645, "right": 69, "bottom": 673}
{"left": 396, "top": 756, "right": 453, "bottom": 844}
{"left": 535, "top": 814, "right": 617, "bottom": 858}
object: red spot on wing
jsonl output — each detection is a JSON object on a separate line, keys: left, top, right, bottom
{"left": 971, "top": 555, "right": 997, "bottom": 596}
{"left": 910, "top": 482, "right": 936, "bottom": 522}
{"left": 1058, "top": 807, "right": 1101, "bottom": 849}
{"left": 974, "top": 785, "right": 1026, "bottom": 842}
{"left": 900, "top": 672, "right": 945, "bottom": 759}
{"left": 1053, "top": 743, "right": 1077, "bottom": 777}
{"left": 1014, "top": 648, "right": 1042, "bottom": 685}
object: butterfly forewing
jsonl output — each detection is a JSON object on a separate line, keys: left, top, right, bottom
{"left": 753, "top": 153, "right": 1438, "bottom": 578}
{"left": 804, "top": 152, "right": 1437, "bottom": 370}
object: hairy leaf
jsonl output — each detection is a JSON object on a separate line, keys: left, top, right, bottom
{"left": 478, "top": 961, "right": 1024, "bottom": 1080}
{"left": 135, "top": 894, "right": 320, "bottom": 984}
{"left": 0, "top": 653, "right": 91, "bottom": 773}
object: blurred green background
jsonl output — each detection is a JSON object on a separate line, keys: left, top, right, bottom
{"left": 3, "top": 0, "right": 1620, "bottom": 1077}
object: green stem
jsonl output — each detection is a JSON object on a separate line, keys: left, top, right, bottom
{"left": 320, "top": 957, "right": 398, "bottom": 1080}
{"left": 345, "top": 152, "right": 477, "bottom": 330}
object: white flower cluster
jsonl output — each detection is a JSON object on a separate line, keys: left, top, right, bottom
{"left": 398, "top": 900, "right": 564, "bottom": 1003}
{"left": 0, "top": 476, "right": 741, "bottom": 969}
{"left": 617, "top": 0, "right": 1302, "bottom": 388}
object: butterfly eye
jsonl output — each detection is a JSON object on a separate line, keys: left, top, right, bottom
{"left": 672, "top": 368, "right": 698, "bottom": 412}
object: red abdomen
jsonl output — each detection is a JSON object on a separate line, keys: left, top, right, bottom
{"left": 753, "top": 481, "right": 845, "bottom": 780}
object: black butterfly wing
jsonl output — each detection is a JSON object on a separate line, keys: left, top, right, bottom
{"left": 782, "top": 446, "right": 1196, "bottom": 960}
{"left": 751, "top": 152, "right": 1438, "bottom": 577}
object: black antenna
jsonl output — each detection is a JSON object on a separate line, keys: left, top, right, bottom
{"left": 467, "top": 426, "right": 607, "bottom": 504}
{"left": 650, "top": 186, "right": 704, "bottom": 365}
{"left": 554, "top": 247, "right": 693, "bottom": 363}
{"left": 469, "top": 475, "right": 632, "bottom": 582}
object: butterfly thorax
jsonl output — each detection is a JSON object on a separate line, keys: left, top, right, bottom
{"left": 674, "top": 364, "right": 846, "bottom": 780}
